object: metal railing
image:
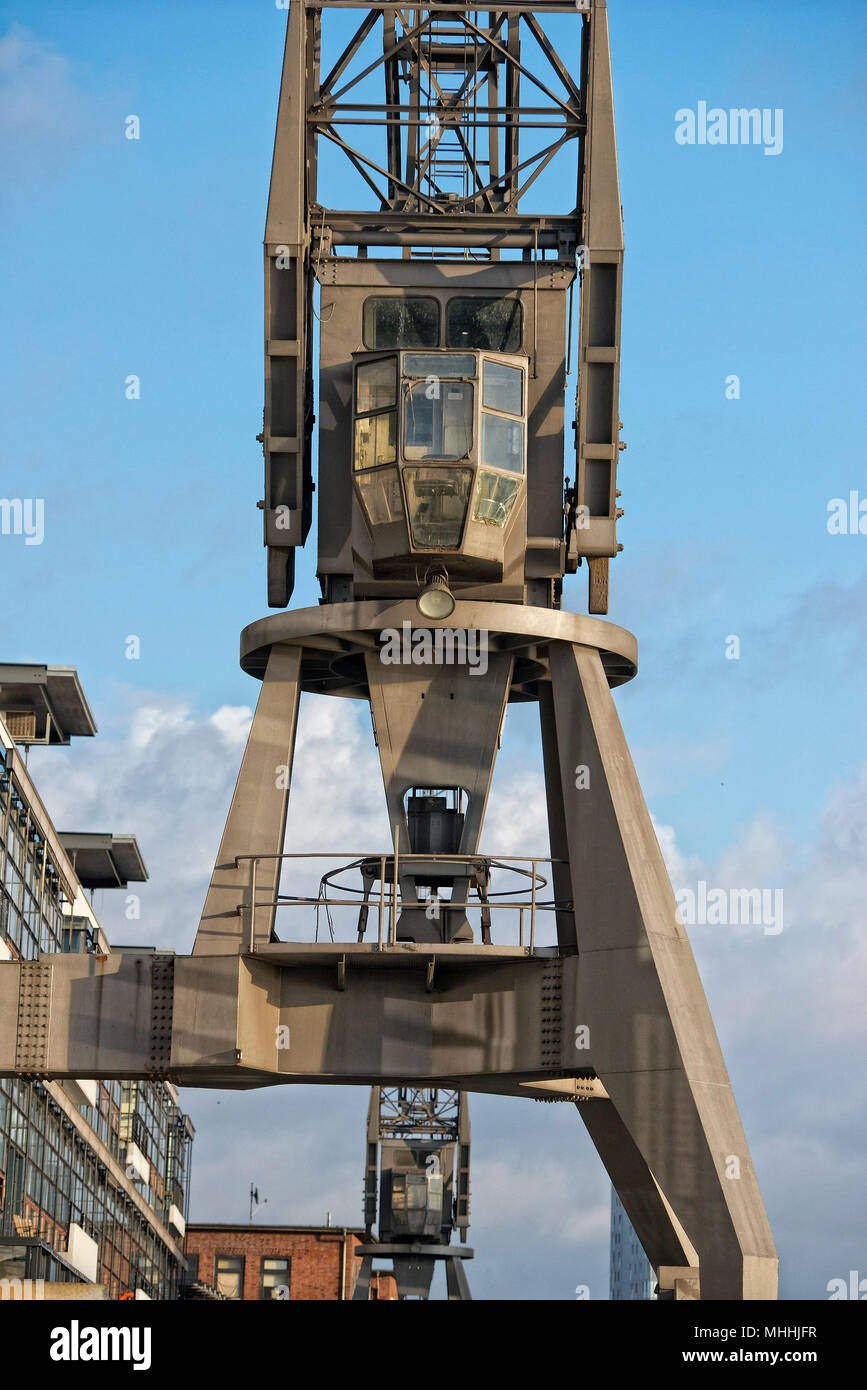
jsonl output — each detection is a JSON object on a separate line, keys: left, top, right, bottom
{"left": 234, "top": 849, "right": 569, "bottom": 951}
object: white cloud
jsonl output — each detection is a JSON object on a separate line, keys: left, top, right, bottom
{"left": 207, "top": 704, "right": 252, "bottom": 748}
{"left": 714, "top": 814, "right": 788, "bottom": 887}
{"left": 484, "top": 766, "right": 548, "bottom": 856}
{"left": 652, "top": 812, "right": 702, "bottom": 883}
{"left": 129, "top": 699, "right": 197, "bottom": 751}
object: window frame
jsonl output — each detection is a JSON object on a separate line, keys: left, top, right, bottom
{"left": 478, "top": 355, "right": 526, "bottom": 476}
{"left": 362, "top": 296, "right": 441, "bottom": 351}
{"left": 214, "top": 1253, "right": 245, "bottom": 1300}
{"left": 259, "top": 1254, "right": 291, "bottom": 1301}
{"left": 402, "top": 378, "right": 475, "bottom": 463}
{"left": 402, "top": 465, "right": 474, "bottom": 551}
{"left": 472, "top": 469, "right": 522, "bottom": 527}
{"left": 445, "top": 296, "right": 523, "bottom": 353}
{"left": 479, "top": 411, "right": 525, "bottom": 476}
{"left": 481, "top": 357, "right": 524, "bottom": 419}
{"left": 353, "top": 353, "right": 398, "bottom": 472}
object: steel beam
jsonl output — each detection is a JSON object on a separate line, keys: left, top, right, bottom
{"left": 0, "top": 947, "right": 585, "bottom": 1093}
{"left": 193, "top": 645, "right": 302, "bottom": 955}
{"left": 263, "top": 0, "right": 315, "bottom": 605}
{"left": 569, "top": 0, "right": 625, "bottom": 601}
{"left": 549, "top": 641, "right": 778, "bottom": 1300}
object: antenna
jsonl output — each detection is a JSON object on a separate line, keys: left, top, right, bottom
{"left": 249, "top": 1184, "right": 268, "bottom": 1224}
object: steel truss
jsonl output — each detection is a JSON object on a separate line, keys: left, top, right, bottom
{"left": 355, "top": 1085, "right": 472, "bottom": 1299}
{"left": 307, "top": 3, "right": 584, "bottom": 254}
{"left": 263, "top": 1, "right": 625, "bottom": 608}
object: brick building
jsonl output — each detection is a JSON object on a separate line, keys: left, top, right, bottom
{"left": 184, "top": 1224, "right": 396, "bottom": 1301}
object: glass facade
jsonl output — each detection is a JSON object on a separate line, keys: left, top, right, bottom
{"left": 0, "top": 754, "right": 194, "bottom": 1300}
{"left": 609, "top": 1188, "right": 656, "bottom": 1301}
{"left": 1, "top": 768, "right": 65, "bottom": 959}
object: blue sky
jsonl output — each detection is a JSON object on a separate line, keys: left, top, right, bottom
{"left": 2, "top": 0, "right": 866, "bottom": 1300}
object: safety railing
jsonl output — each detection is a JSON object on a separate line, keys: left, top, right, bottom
{"left": 234, "top": 845, "right": 570, "bottom": 952}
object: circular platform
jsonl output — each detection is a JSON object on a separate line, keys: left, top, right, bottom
{"left": 240, "top": 599, "right": 637, "bottom": 700}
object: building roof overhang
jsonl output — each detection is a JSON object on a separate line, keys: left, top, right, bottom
{"left": 57, "top": 833, "right": 148, "bottom": 889}
{"left": 0, "top": 664, "right": 97, "bottom": 744}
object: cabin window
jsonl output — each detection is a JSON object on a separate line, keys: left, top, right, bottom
{"left": 480, "top": 358, "right": 525, "bottom": 474}
{"left": 446, "top": 297, "right": 522, "bottom": 352}
{"left": 354, "top": 357, "right": 397, "bottom": 470}
{"left": 363, "top": 296, "right": 440, "bottom": 349}
{"left": 404, "top": 380, "right": 474, "bottom": 461}
{"left": 355, "top": 356, "right": 397, "bottom": 413}
{"left": 356, "top": 467, "right": 404, "bottom": 526}
{"left": 480, "top": 414, "right": 524, "bottom": 473}
{"left": 403, "top": 467, "right": 472, "bottom": 549}
{"left": 403, "top": 352, "right": 476, "bottom": 379}
{"left": 482, "top": 359, "right": 523, "bottom": 416}
{"left": 473, "top": 471, "right": 521, "bottom": 527}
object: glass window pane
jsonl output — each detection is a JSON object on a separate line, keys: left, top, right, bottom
{"left": 404, "top": 382, "right": 473, "bottom": 461}
{"left": 481, "top": 413, "right": 524, "bottom": 473}
{"left": 215, "top": 1255, "right": 243, "bottom": 1300}
{"left": 403, "top": 353, "right": 475, "bottom": 379}
{"left": 355, "top": 357, "right": 396, "bottom": 414}
{"left": 354, "top": 411, "right": 396, "bottom": 470}
{"left": 261, "top": 1256, "right": 291, "bottom": 1301}
{"left": 483, "top": 360, "right": 523, "bottom": 416}
{"left": 446, "top": 297, "right": 522, "bottom": 352}
{"left": 473, "top": 471, "right": 521, "bottom": 527}
{"left": 363, "top": 297, "right": 440, "bottom": 349}
{"left": 404, "top": 467, "right": 472, "bottom": 549}
{"left": 406, "top": 1176, "right": 427, "bottom": 1209}
{"left": 356, "top": 467, "right": 404, "bottom": 527}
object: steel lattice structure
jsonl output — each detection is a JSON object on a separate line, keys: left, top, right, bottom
{"left": 308, "top": 5, "right": 584, "bottom": 243}
{"left": 263, "top": 0, "right": 624, "bottom": 612}
{"left": 356, "top": 1085, "right": 472, "bottom": 1299}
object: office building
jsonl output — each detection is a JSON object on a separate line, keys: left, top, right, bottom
{"left": 0, "top": 664, "right": 194, "bottom": 1299}
{"left": 609, "top": 1187, "right": 656, "bottom": 1301}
